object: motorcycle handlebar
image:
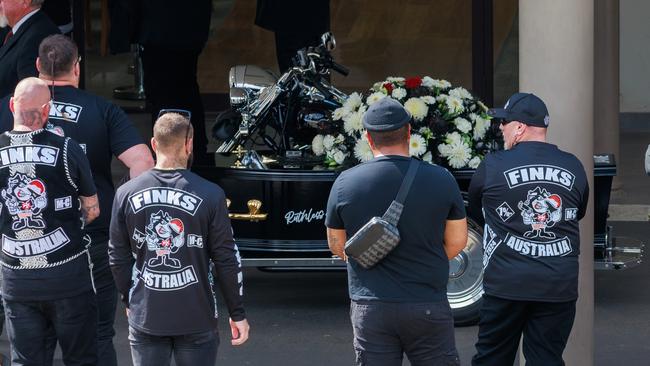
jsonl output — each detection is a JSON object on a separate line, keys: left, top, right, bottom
{"left": 330, "top": 61, "right": 349, "bottom": 76}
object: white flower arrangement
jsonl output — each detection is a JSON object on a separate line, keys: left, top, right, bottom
{"left": 311, "top": 75, "right": 502, "bottom": 169}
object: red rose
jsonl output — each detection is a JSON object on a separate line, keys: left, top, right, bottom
{"left": 382, "top": 82, "right": 394, "bottom": 94}
{"left": 405, "top": 77, "right": 422, "bottom": 89}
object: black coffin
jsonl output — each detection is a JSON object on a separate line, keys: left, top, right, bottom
{"left": 193, "top": 154, "right": 616, "bottom": 259}
{"left": 194, "top": 166, "right": 337, "bottom": 256}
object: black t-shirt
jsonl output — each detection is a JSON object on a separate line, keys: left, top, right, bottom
{"left": 326, "top": 156, "right": 466, "bottom": 303}
{"left": 1, "top": 130, "right": 97, "bottom": 301}
{"left": 0, "top": 86, "right": 144, "bottom": 235}
{"left": 109, "top": 169, "right": 245, "bottom": 336}
{"left": 468, "top": 141, "right": 589, "bottom": 302}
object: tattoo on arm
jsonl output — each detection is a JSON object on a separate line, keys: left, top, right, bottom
{"left": 327, "top": 229, "right": 347, "bottom": 261}
{"left": 17, "top": 109, "right": 43, "bottom": 128}
{"left": 80, "top": 195, "right": 100, "bottom": 225}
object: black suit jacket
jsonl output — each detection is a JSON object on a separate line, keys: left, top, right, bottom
{"left": 0, "top": 11, "right": 60, "bottom": 98}
{"left": 255, "top": 0, "right": 330, "bottom": 33}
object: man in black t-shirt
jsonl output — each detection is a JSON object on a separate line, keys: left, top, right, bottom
{"left": 1, "top": 77, "right": 100, "bottom": 365}
{"left": 0, "top": 34, "right": 155, "bottom": 366}
{"left": 109, "top": 112, "right": 249, "bottom": 365}
{"left": 468, "top": 93, "right": 589, "bottom": 366}
{"left": 326, "top": 97, "right": 467, "bottom": 366}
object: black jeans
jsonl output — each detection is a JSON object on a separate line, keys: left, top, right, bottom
{"left": 128, "top": 326, "right": 219, "bottom": 366}
{"left": 4, "top": 291, "right": 98, "bottom": 366}
{"left": 44, "top": 236, "right": 119, "bottom": 366}
{"left": 350, "top": 300, "right": 460, "bottom": 366}
{"left": 472, "top": 294, "right": 577, "bottom": 366}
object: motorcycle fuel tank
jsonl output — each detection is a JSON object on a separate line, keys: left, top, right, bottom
{"left": 229, "top": 65, "right": 278, "bottom": 91}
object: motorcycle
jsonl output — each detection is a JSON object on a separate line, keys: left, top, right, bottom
{"left": 213, "top": 32, "right": 349, "bottom": 165}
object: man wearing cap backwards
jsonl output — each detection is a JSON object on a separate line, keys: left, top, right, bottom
{"left": 468, "top": 93, "right": 589, "bottom": 365}
{"left": 109, "top": 112, "right": 249, "bottom": 365}
{"left": 0, "top": 77, "right": 99, "bottom": 365}
{"left": 326, "top": 97, "right": 468, "bottom": 365}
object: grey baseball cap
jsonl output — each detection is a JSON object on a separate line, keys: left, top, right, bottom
{"left": 362, "top": 97, "right": 412, "bottom": 132}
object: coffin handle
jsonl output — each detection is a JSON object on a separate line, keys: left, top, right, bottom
{"left": 227, "top": 199, "right": 268, "bottom": 222}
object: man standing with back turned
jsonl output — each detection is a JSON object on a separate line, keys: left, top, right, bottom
{"left": 0, "top": 77, "right": 99, "bottom": 365}
{"left": 469, "top": 93, "right": 589, "bottom": 366}
{"left": 326, "top": 97, "right": 467, "bottom": 365}
{"left": 109, "top": 113, "right": 249, "bottom": 365}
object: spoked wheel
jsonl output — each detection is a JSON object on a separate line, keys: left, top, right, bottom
{"left": 447, "top": 219, "right": 484, "bottom": 326}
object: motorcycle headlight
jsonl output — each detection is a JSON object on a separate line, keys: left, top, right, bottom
{"left": 230, "top": 88, "right": 248, "bottom": 108}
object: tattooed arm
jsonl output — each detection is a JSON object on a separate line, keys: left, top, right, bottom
{"left": 79, "top": 194, "right": 100, "bottom": 225}
{"left": 327, "top": 228, "right": 347, "bottom": 261}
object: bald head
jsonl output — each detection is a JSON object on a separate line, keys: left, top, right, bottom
{"left": 10, "top": 77, "right": 51, "bottom": 131}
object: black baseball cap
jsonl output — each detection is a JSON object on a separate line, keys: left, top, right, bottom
{"left": 362, "top": 97, "right": 411, "bottom": 132}
{"left": 488, "top": 93, "right": 550, "bottom": 128}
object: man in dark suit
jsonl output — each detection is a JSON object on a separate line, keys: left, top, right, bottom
{"left": 134, "top": 0, "right": 212, "bottom": 165}
{"left": 0, "top": 0, "right": 59, "bottom": 98}
{"left": 255, "top": 0, "right": 330, "bottom": 73}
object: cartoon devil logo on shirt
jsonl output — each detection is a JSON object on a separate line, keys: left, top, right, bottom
{"left": 145, "top": 210, "right": 185, "bottom": 269}
{"left": 518, "top": 187, "right": 562, "bottom": 239}
{"left": 1, "top": 173, "right": 48, "bottom": 231}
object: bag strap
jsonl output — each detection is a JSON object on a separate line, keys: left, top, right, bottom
{"left": 382, "top": 159, "right": 419, "bottom": 226}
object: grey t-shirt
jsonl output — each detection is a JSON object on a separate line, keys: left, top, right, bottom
{"left": 326, "top": 156, "right": 465, "bottom": 303}
{"left": 109, "top": 169, "right": 245, "bottom": 336}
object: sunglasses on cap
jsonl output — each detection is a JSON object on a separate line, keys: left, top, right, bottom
{"left": 157, "top": 109, "right": 192, "bottom": 142}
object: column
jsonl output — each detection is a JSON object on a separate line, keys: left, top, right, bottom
{"left": 595, "top": 0, "right": 620, "bottom": 187}
{"left": 519, "top": 0, "right": 594, "bottom": 365}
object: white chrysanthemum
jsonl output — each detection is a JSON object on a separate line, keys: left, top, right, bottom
{"left": 422, "top": 151, "right": 433, "bottom": 163}
{"left": 409, "top": 134, "right": 427, "bottom": 157}
{"left": 421, "top": 76, "right": 435, "bottom": 88}
{"left": 386, "top": 76, "right": 405, "bottom": 83}
{"left": 473, "top": 115, "right": 490, "bottom": 141}
{"left": 331, "top": 149, "right": 347, "bottom": 165}
{"left": 343, "top": 92, "right": 362, "bottom": 111}
{"left": 468, "top": 156, "right": 482, "bottom": 169}
{"left": 420, "top": 96, "right": 437, "bottom": 105}
{"left": 477, "top": 100, "right": 489, "bottom": 112}
{"left": 392, "top": 87, "right": 407, "bottom": 100}
{"left": 343, "top": 107, "right": 365, "bottom": 134}
{"left": 437, "top": 94, "right": 448, "bottom": 102}
{"left": 372, "top": 82, "right": 383, "bottom": 91}
{"left": 323, "top": 135, "right": 336, "bottom": 151}
{"left": 312, "top": 135, "right": 325, "bottom": 156}
{"left": 449, "top": 87, "right": 472, "bottom": 100}
{"left": 332, "top": 107, "right": 349, "bottom": 121}
{"left": 445, "top": 96, "right": 464, "bottom": 114}
{"left": 446, "top": 131, "right": 463, "bottom": 145}
{"left": 353, "top": 137, "right": 373, "bottom": 162}
{"left": 334, "top": 134, "right": 345, "bottom": 144}
{"left": 367, "top": 92, "right": 386, "bottom": 105}
{"left": 432, "top": 79, "right": 452, "bottom": 89}
{"left": 453, "top": 117, "right": 472, "bottom": 134}
{"left": 446, "top": 140, "right": 472, "bottom": 169}
{"left": 438, "top": 143, "right": 451, "bottom": 157}
{"left": 404, "top": 97, "right": 428, "bottom": 121}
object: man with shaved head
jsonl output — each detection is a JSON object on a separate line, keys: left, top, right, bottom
{"left": 0, "top": 77, "right": 99, "bottom": 365}
{"left": 110, "top": 113, "right": 249, "bottom": 365}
